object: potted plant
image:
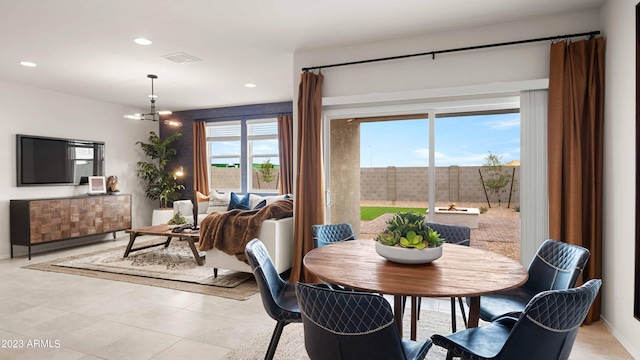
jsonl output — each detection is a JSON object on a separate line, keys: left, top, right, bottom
{"left": 167, "top": 212, "right": 188, "bottom": 228}
{"left": 136, "top": 131, "right": 185, "bottom": 224}
{"left": 374, "top": 210, "right": 443, "bottom": 264}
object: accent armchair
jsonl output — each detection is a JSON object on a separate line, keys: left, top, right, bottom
{"left": 296, "top": 282, "right": 433, "bottom": 360}
{"left": 472, "top": 239, "right": 591, "bottom": 322}
{"left": 404, "top": 222, "right": 471, "bottom": 332}
{"left": 245, "top": 238, "right": 301, "bottom": 360}
{"left": 311, "top": 223, "right": 356, "bottom": 248}
{"left": 432, "top": 279, "right": 602, "bottom": 360}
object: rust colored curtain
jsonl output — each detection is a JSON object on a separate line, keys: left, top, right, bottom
{"left": 548, "top": 37, "right": 604, "bottom": 323}
{"left": 277, "top": 114, "right": 293, "bottom": 195}
{"left": 290, "top": 72, "right": 325, "bottom": 283}
{"left": 193, "top": 121, "right": 210, "bottom": 196}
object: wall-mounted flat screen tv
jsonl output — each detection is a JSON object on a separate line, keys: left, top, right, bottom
{"left": 17, "top": 134, "right": 105, "bottom": 186}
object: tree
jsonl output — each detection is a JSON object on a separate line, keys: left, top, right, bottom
{"left": 259, "top": 159, "right": 275, "bottom": 184}
{"left": 136, "top": 131, "right": 184, "bottom": 209}
{"left": 480, "top": 152, "right": 513, "bottom": 207}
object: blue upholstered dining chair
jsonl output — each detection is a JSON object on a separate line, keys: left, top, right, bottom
{"left": 311, "top": 223, "right": 356, "bottom": 248}
{"left": 472, "top": 239, "right": 591, "bottom": 322}
{"left": 245, "top": 238, "right": 301, "bottom": 360}
{"left": 295, "top": 282, "right": 433, "bottom": 360}
{"left": 405, "top": 222, "right": 471, "bottom": 332}
{"left": 431, "top": 279, "right": 602, "bottom": 360}
{"left": 311, "top": 223, "right": 357, "bottom": 290}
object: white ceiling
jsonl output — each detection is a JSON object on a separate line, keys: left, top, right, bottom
{"left": 0, "top": 0, "right": 604, "bottom": 112}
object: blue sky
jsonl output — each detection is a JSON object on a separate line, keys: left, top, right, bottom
{"left": 210, "top": 113, "right": 520, "bottom": 168}
{"left": 360, "top": 113, "right": 520, "bottom": 167}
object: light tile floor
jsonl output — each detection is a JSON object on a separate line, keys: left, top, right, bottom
{"left": 0, "top": 238, "right": 633, "bottom": 360}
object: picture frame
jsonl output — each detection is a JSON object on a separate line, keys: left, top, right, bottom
{"left": 88, "top": 176, "right": 106, "bottom": 195}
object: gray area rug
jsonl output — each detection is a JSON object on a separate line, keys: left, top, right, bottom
{"left": 224, "top": 307, "right": 467, "bottom": 359}
{"left": 23, "top": 239, "right": 259, "bottom": 301}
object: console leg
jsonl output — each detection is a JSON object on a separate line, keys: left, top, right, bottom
{"left": 10, "top": 244, "right": 13, "bottom": 258}
{"left": 214, "top": 268, "right": 218, "bottom": 278}
{"left": 112, "top": 232, "right": 116, "bottom": 239}
{"left": 28, "top": 245, "right": 31, "bottom": 260}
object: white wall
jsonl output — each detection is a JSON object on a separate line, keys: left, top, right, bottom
{"left": 601, "top": 0, "right": 640, "bottom": 358}
{"left": 0, "top": 80, "right": 157, "bottom": 259}
{"left": 293, "top": 6, "right": 640, "bottom": 357}
{"left": 294, "top": 10, "right": 600, "bottom": 99}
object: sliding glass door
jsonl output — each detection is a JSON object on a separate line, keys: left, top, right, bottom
{"left": 323, "top": 97, "right": 521, "bottom": 260}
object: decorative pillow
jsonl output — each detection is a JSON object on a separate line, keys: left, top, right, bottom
{"left": 253, "top": 199, "right": 267, "bottom": 210}
{"left": 228, "top": 192, "right": 251, "bottom": 211}
{"left": 207, "top": 191, "right": 230, "bottom": 213}
{"left": 195, "top": 191, "right": 210, "bottom": 214}
{"left": 265, "top": 193, "right": 292, "bottom": 205}
{"left": 249, "top": 194, "right": 265, "bottom": 209}
{"left": 195, "top": 191, "right": 210, "bottom": 202}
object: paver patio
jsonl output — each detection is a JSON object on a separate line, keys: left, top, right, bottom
{"left": 360, "top": 201, "right": 520, "bottom": 260}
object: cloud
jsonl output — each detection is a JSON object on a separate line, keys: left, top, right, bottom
{"left": 412, "top": 148, "right": 489, "bottom": 166}
{"left": 488, "top": 118, "right": 520, "bottom": 130}
{"left": 414, "top": 148, "right": 429, "bottom": 159}
{"left": 252, "top": 144, "right": 278, "bottom": 153}
{"left": 434, "top": 153, "right": 487, "bottom": 166}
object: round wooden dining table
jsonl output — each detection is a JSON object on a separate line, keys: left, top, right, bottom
{"left": 303, "top": 240, "right": 528, "bottom": 340}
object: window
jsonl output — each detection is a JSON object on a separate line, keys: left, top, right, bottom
{"left": 248, "top": 119, "right": 280, "bottom": 193}
{"left": 207, "top": 118, "right": 279, "bottom": 193}
{"left": 207, "top": 121, "right": 242, "bottom": 191}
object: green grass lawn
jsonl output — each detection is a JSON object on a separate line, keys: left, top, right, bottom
{"left": 360, "top": 206, "right": 428, "bottom": 221}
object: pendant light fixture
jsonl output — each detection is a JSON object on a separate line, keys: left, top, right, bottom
{"left": 123, "top": 74, "right": 182, "bottom": 127}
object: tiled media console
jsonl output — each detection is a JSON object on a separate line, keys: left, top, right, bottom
{"left": 10, "top": 194, "right": 131, "bottom": 259}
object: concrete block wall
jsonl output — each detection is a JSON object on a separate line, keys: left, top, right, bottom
{"left": 361, "top": 168, "right": 389, "bottom": 200}
{"left": 211, "top": 168, "right": 240, "bottom": 190}
{"left": 361, "top": 166, "right": 520, "bottom": 204}
{"left": 395, "top": 167, "right": 428, "bottom": 201}
{"left": 211, "top": 168, "right": 279, "bottom": 191}
{"left": 212, "top": 165, "right": 520, "bottom": 204}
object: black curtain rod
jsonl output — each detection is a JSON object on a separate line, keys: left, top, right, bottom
{"left": 194, "top": 111, "right": 293, "bottom": 122}
{"left": 301, "top": 30, "right": 600, "bottom": 72}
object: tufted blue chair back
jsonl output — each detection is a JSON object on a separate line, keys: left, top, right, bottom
{"left": 245, "top": 238, "right": 300, "bottom": 322}
{"left": 312, "top": 223, "right": 356, "bottom": 248}
{"left": 525, "top": 239, "right": 591, "bottom": 293}
{"left": 426, "top": 222, "right": 471, "bottom": 246}
{"left": 296, "top": 283, "right": 432, "bottom": 360}
{"left": 473, "top": 239, "right": 592, "bottom": 322}
{"left": 245, "top": 238, "right": 301, "bottom": 360}
{"left": 497, "top": 279, "right": 601, "bottom": 360}
{"left": 432, "top": 279, "right": 601, "bottom": 360}
{"left": 423, "top": 223, "right": 471, "bottom": 332}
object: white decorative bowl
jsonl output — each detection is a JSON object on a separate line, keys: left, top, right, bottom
{"left": 375, "top": 241, "right": 443, "bottom": 264}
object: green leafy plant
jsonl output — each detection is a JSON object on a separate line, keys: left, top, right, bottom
{"left": 136, "top": 131, "right": 185, "bottom": 209}
{"left": 258, "top": 159, "right": 275, "bottom": 183}
{"left": 375, "top": 229, "right": 400, "bottom": 246}
{"left": 400, "top": 230, "right": 425, "bottom": 249}
{"left": 375, "top": 210, "right": 442, "bottom": 248}
{"left": 479, "top": 206, "right": 488, "bottom": 214}
{"left": 480, "top": 152, "right": 514, "bottom": 207}
{"left": 424, "top": 227, "right": 443, "bottom": 246}
{"left": 167, "top": 212, "right": 187, "bottom": 225}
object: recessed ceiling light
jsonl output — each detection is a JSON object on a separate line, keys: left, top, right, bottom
{"left": 134, "top": 38, "right": 152, "bottom": 45}
{"left": 244, "top": 83, "right": 256, "bottom": 88}
{"left": 20, "top": 61, "right": 37, "bottom": 67}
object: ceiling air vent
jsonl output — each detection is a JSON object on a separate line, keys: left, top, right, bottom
{"left": 162, "top": 52, "right": 202, "bottom": 64}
